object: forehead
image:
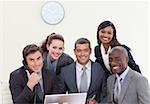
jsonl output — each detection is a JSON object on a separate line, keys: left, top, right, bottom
{"left": 75, "top": 43, "right": 90, "bottom": 49}
{"left": 51, "top": 39, "right": 64, "bottom": 45}
{"left": 109, "top": 49, "right": 124, "bottom": 57}
{"left": 101, "top": 26, "right": 113, "bottom": 30}
{"left": 26, "top": 51, "right": 42, "bottom": 59}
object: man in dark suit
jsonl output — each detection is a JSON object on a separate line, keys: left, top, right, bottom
{"left": 9, "top": 44, "right": 58, "bottom": 104}
{"left": 57, "top": 38, "right": 107, "bottom": 103}
{"left": 107, "top": 46, "right": 150, "bottom": 104}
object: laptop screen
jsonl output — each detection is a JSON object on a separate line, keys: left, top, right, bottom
{"left": 44, "top": 93, "right": 87, "bottom": 104}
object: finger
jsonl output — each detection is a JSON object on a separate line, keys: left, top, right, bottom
{"left": 25, "top": 70, "right": 30, "bottom": 78}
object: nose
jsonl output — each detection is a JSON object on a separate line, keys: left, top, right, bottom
{"left": 80, "top": 51, "right": 85, "bottom": 56}
{"left": 55, "top": 49, "right": 61, "bottom": 54}
{"left": 34, "top": 61, "right": 39, "bottom": 66}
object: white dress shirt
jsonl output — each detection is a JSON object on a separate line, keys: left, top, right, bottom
{"left": 76, "top": 60, "right": 91, "bottom": 92}
{"left": 100, "top": 44, "right": 111, "bottom": 72}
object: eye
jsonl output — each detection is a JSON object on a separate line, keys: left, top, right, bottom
{"left": 52, "top": 46, "right": 57, "bottom": 49}
{"left": 59, "top": 47, "right": 63, "bottom": 50}
{"left": 37, "top": 56, "right": 41, "bottom": 60}
{"left": 101, "top": 30, "right": 105, "bottom": 34}
{"left": 108, "top": 31, "right": 112, "bottom": 34}
{"left": 76, "top": 49, "right": 81, "bottom": 53}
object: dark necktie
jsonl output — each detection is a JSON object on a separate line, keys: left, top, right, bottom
{"left": 37, "top": 82, "right": 44, "bottom": 101}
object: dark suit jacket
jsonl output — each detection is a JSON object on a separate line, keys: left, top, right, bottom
{"left": 107, "top": 68, "right": 150, "bottom": 104}
{"left": 43, "top": 52, "right": 74, "bottom": 75}
{"left": 9, "top": 66, "right": 58, "bottom": 104}
{"left": 57, "top": 61, "right": 107, "bottom": 103}
{"left": 94, "top": 44, "right": 141, "bottom": 77}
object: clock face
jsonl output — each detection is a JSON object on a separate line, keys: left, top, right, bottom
{"left": 41, "top": 1, "right": 65, "bottom": 25}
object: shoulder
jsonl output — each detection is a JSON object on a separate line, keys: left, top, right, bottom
{"left": 59, "top": 53, "right": 73, "bottom": 61}
{"left": 92, "top": 61, "right": 102, "bottom": 67}
{"left": 10, "top": 66, "right": 25, "bottom": 76}
{"left": 130, "top": 70, "right": 147, "bottom": 82}
{"left": 118, "top": 44, "right": 131, "bottom": 51}
{"left": 61, "top": 62, "right": 75, "bottom": 72}
{"left": 94, "top": 45, "right": 101, "bottom": 58}
{"left": 107, "top": 74, "right": 115, "bottom": 82}
{"left": 94, "top": 45, "right": 100, "bottom": 52}
{"left": 58, "top": 53, "right": 74, "bottom": 66}
{"left": 9, "top": 66, "right": 26, "bottom": 81}
{"left": 91, "top": 61, "right": 105, "bottom": 73}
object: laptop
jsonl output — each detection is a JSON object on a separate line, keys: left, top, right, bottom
{"left": 44, "top": 93, "right": 87, "bottom": 104}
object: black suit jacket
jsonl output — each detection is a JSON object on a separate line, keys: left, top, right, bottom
{"left": 57, "top": 61, "right": 107, "bottom": 103}
{"left": 94, "top": 44, "right": 141, "bottom": 76}
{"left": 43, "top": 52, "right": 74, "bottom": 75}
{"left": 9, "top": 66, "right": 58, "bottom": 104}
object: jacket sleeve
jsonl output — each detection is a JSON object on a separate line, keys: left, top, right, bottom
{"left": 9, "top": 71, "right": 34, "bottom": 104}
{"left": 56, "top": 71, "right": 67, "bottom": 94}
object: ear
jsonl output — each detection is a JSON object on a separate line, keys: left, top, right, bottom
{"left": 22, "top": 60, "right": 27, "bottom": 66}
{"left": 46, "top": 44, "right": 50, "bottom": 50}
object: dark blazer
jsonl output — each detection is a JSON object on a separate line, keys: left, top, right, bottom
{"left": 57, "top": 61, "right": 107, "bottom": 103}
{"left": 9, "top": 66, "right": 58, "bottom": 104}
{"left": 107, "top": 68, "right": 150, "bottom": 104}
{"left": 43, "top": 52, "right": 74, "bottom": 75}
{"left": 94, "top": 44, "right": 141, "bottom": 76}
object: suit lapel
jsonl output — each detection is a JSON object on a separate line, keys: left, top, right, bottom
{"left": 110, "top": 75, "right": 116, "bottom": 101}
{"left": 69, "top": 62, "right": 78, "bottom": 92}
{"left": 88, "top": 61, "right": 99, "bottom": 93}
{"left": 119, "top": 69, "right": 133, "bottom": 104}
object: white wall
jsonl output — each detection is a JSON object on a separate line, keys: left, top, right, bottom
{"left": 0, "top": 0, "right": 149, "bottom": 82}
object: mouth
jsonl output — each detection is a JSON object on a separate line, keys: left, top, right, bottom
{"left": 111, "top": 65, "right": 120, "bottom": 71}
{"left": 102, "top": 37, "right": 109, "bottom": 41}
{"left": 53, "top": 54, "right": 61, "bottom": 58}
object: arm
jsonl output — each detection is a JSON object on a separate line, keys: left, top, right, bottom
{"left": 9, "top": 72, "right": 34, "bottom": 103}
{"left": 136, "top": 76, "right": 150, "bottom": 104}
{"left": 128, "top": 50, "right": 141, "bottom": 73}
{"left": 56, "top": 73, "right": 67, "bottom": 94}
{"left": 122, "top": 45, "right": 141, "bottom": 73}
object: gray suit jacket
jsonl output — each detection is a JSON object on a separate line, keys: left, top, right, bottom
{"left": 57, "top": 61, "right": 107, "bottom": 103}
{"left": 107, "top": 68, "right": 150, "bottom": 104}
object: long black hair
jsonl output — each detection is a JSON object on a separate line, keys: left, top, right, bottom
{"left": 97, "top": 20, "right": 120, "bottom": 47}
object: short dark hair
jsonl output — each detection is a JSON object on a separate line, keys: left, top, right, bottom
{"left": 22, "top": 44, "right": 43, "bottom": 62}
{"left": 74, "top": 38, "right": 91, "bottom": 49}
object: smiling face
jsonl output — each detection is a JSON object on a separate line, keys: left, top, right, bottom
{"left": 47, "top": 39, "right": 64, "bottom": 60}
{"left": 26, "top": 51, "right": 43, "bottom": 73}
{"left": 99, "top": 26, "right": 114, "bottom": 44}
{"left": 74, "top": 43, "right": 91, "bottom": 65}
{"left": 109, "top": 47, "right": 128, "bottom": 74}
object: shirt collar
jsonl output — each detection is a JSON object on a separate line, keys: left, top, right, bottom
{"left": 100, "top": 43, "right": 111, "bottom": 55}
{"left": 76, "top": 60, "right": 91, "bottom": 72}
{"left": 116, "top": 66, "right": 130, "bottom": 80}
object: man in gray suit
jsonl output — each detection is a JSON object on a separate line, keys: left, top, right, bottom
{"left": 57, "top": 38, "right": 107, "bottom": 103}
{"left": 107, "top": 46, "right": 150, "bottom": 104}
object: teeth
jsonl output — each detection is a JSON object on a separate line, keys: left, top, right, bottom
{"left": 103, "top": 38, "right": 108, "bottom": 41}
{"left": 112, "top": 66, "right": 119, "bottom": 69}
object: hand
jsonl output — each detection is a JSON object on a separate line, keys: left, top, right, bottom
{"left": 86, "top": 99, "right": 97, "bottom": 104}
{"left": 27, "top": 72, "right": 41, "bottom": 91}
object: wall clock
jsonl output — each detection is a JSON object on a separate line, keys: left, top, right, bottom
{"left": 41, "top": 1, "right": 65, "bottom": 25}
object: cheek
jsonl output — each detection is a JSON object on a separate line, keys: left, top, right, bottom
{"left": 109, "top": 34, "right": 113, "bottom": 40}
